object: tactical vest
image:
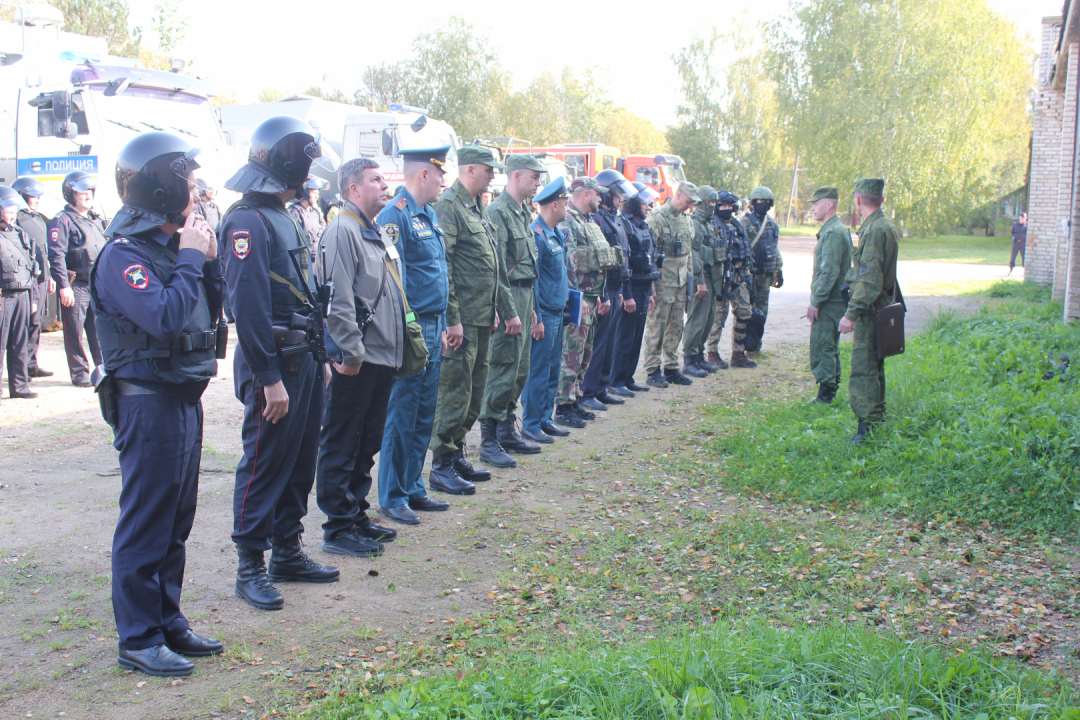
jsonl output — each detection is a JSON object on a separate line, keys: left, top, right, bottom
{"left": 224, "top": 194, "right": 315, "bottom": 325}
{"left": 693, "top": 210, "right": 719, "bottom": 267}
{"left": 747, "top": 214, "right": 779, "bottom": 273}
{"left": 721, "top": 219, "right": 750, "bottom": 264}
{"left": 622, "top": 215, "right": 660, "bottom": 281}
{"left": 597, "top": 208, "right": 630, "bottom": 283}
{"left": 709, "top": 216, "right": 728, "bottom": 264}
{"left": 90, "top": 234, "right": 217, "bottom": 384}
{"left": 61, "top": 209, "right": 108, "bottom": 273}
{"left": 0, "top": 227, "right": 34, "bottom": 290}
{"left": 652, "top": 207, "right": 692, "bottom": 257}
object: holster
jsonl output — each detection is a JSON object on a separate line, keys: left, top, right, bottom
{"left": 91, "top": 365, "right": 118, "bottom": 428}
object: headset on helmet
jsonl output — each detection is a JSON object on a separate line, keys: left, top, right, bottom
{"left": 11, "top": 177, "right": 44, "bottom": 202}
{"left": 594, "top": 169, "right": 636, "bottom": 198}
{"left": 62, "top": 171, "right": 96, "bottom": 206}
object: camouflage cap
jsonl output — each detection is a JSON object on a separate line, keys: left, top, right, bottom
{"left": 571, "top": 176, "right": 609, "bottom": 194}
{"left": 810, "top": 186, "right": 839, "bottom": 202}
{"left": 505, "top": 154, "right": 547, "bottom": 173}
{"left": 853, "top": 178, "right": 885, "bottom": 195}
{"left": 458, "top": 145, "right": 505, "bottom": 169}
{"left": 678, "top": 181, "right": 701, "bottom": 202}
{"left": 696, "top": 185, "right": 718, "bottom": 203}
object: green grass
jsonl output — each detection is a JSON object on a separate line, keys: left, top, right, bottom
{"left": 976, "top": 279, "right": 1054, "bottom": 303}
{"left": 307, "top": 623, "right": 1077, "bottom": 719}
{"left": 700, "top": 300, "right": 1080, "bottom": 534}
{"left": 898, "top": 234, "right": 1013, "bottom": 265}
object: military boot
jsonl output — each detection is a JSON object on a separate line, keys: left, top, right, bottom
{"left": 694, "top": 353, "right": 719, "bottom": 373}
{"left": 429, "top": 452, "right": 476, "bottom": 495}
{"left": 269, "top": 534, "right": 340, "bottom": 584}
{"left": 234, "top": 544, "right": 284, "bottom": 611}
{"left": 554, "top": 404, "right": 586, "bottom": 428}
{"left": 453, "top": 444, "right": 493, "bottom": 481}
{"left": 729, "top": 350, "right": 757, "bottom": 369}
{"left": 573, "top": 401, "right": 597, "bottom": 421}
{"left": 681, "top": 356, "right": 709, "bottom": 378}
{"left": 664, "top": 367, "right": 693, "bottom": 385}
{"left": 849, "top": 421, "right": 872, "bottom": 444}
{"left": 497, "top": 414, "right": 541, "bottom": 454}
{"left": 707, "top": 351, "right": 729, "bottom": 370}
{"left": 811, "top": 384, "right": 836, "bottom": 404}
{"left": 479, "top": 420, "right": 519, "bottom": 467}
{"left": 646, "top": 369, "right": 669, "bottom": 388}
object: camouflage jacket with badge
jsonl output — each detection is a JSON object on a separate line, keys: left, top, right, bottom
{"left": 845, "top": 208, "right": 899, "bottom": 321}
{"left": 434, "top": 179, "right": 504, "bottom": 327}
{"left": 559, "top": 206, "right": 609, "bottom": 298}
{"left": 647, "top": 202, "right": 692, "bottom": 289}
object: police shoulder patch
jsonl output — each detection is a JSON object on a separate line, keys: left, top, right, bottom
{"left": 395, "top": 196, "right": 408, "bottom": 210}
{"left": 50, "top": 228, "right": 59, "bottom": 241}
{"left": 113, "top": 238, "right": 130, "bottom": 245}
{"left": 232, "top": 229, "right": 251, "bottom": 260}
{"left": 123, "top": 263, "right": 150, "bottom": 290}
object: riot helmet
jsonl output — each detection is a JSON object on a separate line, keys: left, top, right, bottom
{"left": 196, "top": 177, "right": 216, "bottom": 199}
{"left": 62, "top": 171, "right": 96, "bottom": 206}
{"left": 0, "top": 185, "right": 28, "bottom": 212}
{"left": 11, "top": 177, "right": 44, "bottom": 203}
{"left": 255, "top": 116, "right": 320, "bottom": 186}
{"left": 595, "top": 169, "right": 636, "bottom": 199}
{"left": 630, "top": 181, "right": 660, "bottom": 206}
{"left": 115, "top": 132, "right": 200, "bottom": 221}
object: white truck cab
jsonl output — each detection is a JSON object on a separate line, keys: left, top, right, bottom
{"left": 342, "top": 106, "right": 460, "bottom": 194}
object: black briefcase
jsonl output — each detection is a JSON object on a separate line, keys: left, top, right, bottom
{"left": 873, "top": 284, "right": 906, "bottom": 359}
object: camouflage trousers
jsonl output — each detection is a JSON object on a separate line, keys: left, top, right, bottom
{"left": 809, "top": 300, "right": 846, "bottom": 391}
{"left": 849, "top": 314, "right": 886, "bottom": 422}
{"left": 555, "top": 296, "right": 597, "bottom": 405}
{"left": 724, "top": 281, "right": 754, "bottom": 353}
{"left": 682, "top": 268, "right": 719, "bottom": 359}
{"left": 643, "top": 283, "right": 686, "bottom": 373}
{"left": 479, "top": 286, "right": 534, "bottom": 423}
{"left": 429, "top": 324, "right": 491, "bottom": 455}
{"left": 752, "top": 271, "right": 774, "bottom": 319}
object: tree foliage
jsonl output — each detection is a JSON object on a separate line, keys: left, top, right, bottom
{"left": 52, "top": 0, "right": 140, "bottom": 57}
{"left": 766, "top": 0, "right": 1032, "bottom": 234}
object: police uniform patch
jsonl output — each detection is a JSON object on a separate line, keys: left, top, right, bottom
{"left": 232, "top": 230, "right": 251, "bottom": 260}
{"left": 114, "top": 238, "right": 130, "bottom": 244}
{"left": 50, "top": 228, "right": 59, "bottom": 241}
{"left": 384, "top": 223, "right": 399, "bottom": 242}
{"left": 123, "top": 263, "right": 150, "bottom": 290}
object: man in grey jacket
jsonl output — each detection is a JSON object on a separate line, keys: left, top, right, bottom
{"left": 315, "top": 158, "right": 406, "bottom": 558}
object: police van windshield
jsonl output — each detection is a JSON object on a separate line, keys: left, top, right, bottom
{"left": 88, "top": 86, "right": 226, "bottom": 149}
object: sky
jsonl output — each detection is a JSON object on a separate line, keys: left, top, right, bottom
{"left": 123, "top": 0, "right": 1062, "bottom": 131}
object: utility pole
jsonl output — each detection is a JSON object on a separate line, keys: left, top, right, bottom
{"left": 783, "top": 155, "right": 805, "bottom": 227}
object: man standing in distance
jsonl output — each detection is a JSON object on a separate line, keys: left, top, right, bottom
{"left": 12, "top": 177, "right": 54, "bottom": 379}
{"left": 478, "top": 154, "right": 547, "bottom": 465}
{"left": 839, "top": 178, "right": 899, "bottom": 443}
{"left": 1009, "top": 212, "right": 1027, "bottom": 274}
{"left": 741, "top": 186, "right": 783, "bottom": 336}
{"left": 642, "top": 181, "right": 700, "bottom": 387}
{"left": 429, "top": 146, "right": 516, "bottom": 491}
{"left": 806, "top": 186, "right": 852, "bottom": 404}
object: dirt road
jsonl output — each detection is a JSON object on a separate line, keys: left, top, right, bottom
{"left": 0, "top": 238, "right": 1016, "bottom": 719}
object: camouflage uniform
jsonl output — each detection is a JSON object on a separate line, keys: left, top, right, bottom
{"left": 809, "top": 214, "right": 853, "bottom": 394}
{"left": 642, "top": 202, "right": 693, "bottom": 373}
{"left": 682, "top": 201, "right": 721, "bottom": 360}
{"left": 556, "top": 206, "right": 608, "bottom": 405}
{"left": 741, "top": 211, "right": 783, "bottom": 320}
{"left": 708, "top": 214, "right": 753, "bottom": 355}
{"left": 479, "top": 191, "right": 536, "bottom": 423}
{"left": 846, "top": 208, "right": 899, "bottom": 423}
{"left": 429, "top": 179, "right": 506, "bottom": 455}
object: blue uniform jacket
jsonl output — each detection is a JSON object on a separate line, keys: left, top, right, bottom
{"left": 47, "top": 206, "right": 107, "bottom": 288}
{"left": 376, "top": 189, "right": 449, "bottom": 318}
{"left": 94, "top": 229, "right": 224, "bottom": 385}
{"left": 531, "top": 215, "right": 569, "bottom": 314}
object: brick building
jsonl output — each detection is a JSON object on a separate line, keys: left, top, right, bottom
{"left": 1030, "top": 6, "right": 1080, "bottom": 319}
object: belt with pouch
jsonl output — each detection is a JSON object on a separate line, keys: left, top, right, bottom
{"left": 509, "top": 278, "right": 535, "bottom": 288}
{"left": 115, "top": 379, "right": 161, "bottom": 396}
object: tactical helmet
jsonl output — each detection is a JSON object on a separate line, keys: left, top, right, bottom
{"left": 303, "top": 177, "right": 325, "bottom": 190}
{"left": 716, "top": 190, "right": 739, "bottom": 206}
{"left": 196, "top": 178, "right": 216, "bottom": 197}
{"left": 749, "top": 186, "right": 774, "bottom": 201}
{"left": 0, "top": 185, "right": 28, "bottom": 213}
{"left": 249, "top": 116, "right": 322, "bottom": 189}
{"left": 594, "top": 169, "right": 636, "bottom": 198}
{"left": 62, "top": 171, "right": 96, "bottom": 205}
{"left": 115, "top": 132, "right": 200, "bottom": 223}
{"left": 11, "top": 177, "right": 44, "bottom": 202}
{"left": 697, "top": 185, "right": 719, "bottom": 203}
{"left": 630, "top": 180, "right": 660, "bottom": 205}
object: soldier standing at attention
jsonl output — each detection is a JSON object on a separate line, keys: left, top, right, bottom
{"left": 12, "top": 178, "right": 54, "bottom": 379}
{"left": 553, "top": 177, "right": 613, "bottom": 428}
{"left": 839, "top": 178, "right": 899, "bottom": 443}
{"left": 0, "top": 187, "right": 38, "bottom": 399}
{"left": 478, "top": 154, "right": 546, "bottom": 465}
{"left": 806, "top": 186, "right": 852, "bottom": 404}
{"left": 642, "top": 181, "right": 700, "bottom": 388}
{"left": 740, "top": 186, "right": 783, "bottom": 336}
{"left": 47, "top": 171, "right": 108, "bottom": 387}
{"left": 376, "top": 146, "right": 460, "bottom": 520}
{"left": 222, "top": 116, "right": 340, "bottom": 612}
{"left": 681, "top": 185, "right": 720, "bottom": 377}
{"left": 519, "top": 177, "right": 571, "bottom": 443}
{"left": 609, "top": 184, "right": 660, "bottom": 394}
{"left": 428, "top": 146, "right": 516, "bottom": 490}
{"left": 710, "top": 191, "right": 757, "bottom": 369}
{"left": 91, "top": 133, "right": 225, "bottom": 676}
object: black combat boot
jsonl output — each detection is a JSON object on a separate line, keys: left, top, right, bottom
{"left": 235, "top": 544, "right": 284, "bottom": 611}
{"left": 479, "top": 420, "right": 518, "bottom": 467}
{"left": 573, "top": 401, "right": 597, "bottom": 420}
{"left": 729, "top": 350, "right": 757, "bottom": 369}
{"left": 454, "top": 443, "right": 493, "bottom": 481}
{"left": 849, "top": 421, "right": 872, "bottom": 444}
{"left": 554, "top": 404, "right": 586, "bottom": 428}
{"left": 682, "top": 356, "right": 709, "bottom": 378}
{"left": 664, "top": 367, "right": 693, "bottom": 385}
{"left": 268, "top": 534, "right": 340, "bottom": 584}
{"left": 496, "top": 414, "right": 540, "bottom": 454}
{"left": 429, "top": 452, "right": 476, "bottom": 495}
{"left": 646, "top": 369, "right": 669, "bottom": 388}
{"left": 811, "top": 384, "right": 836, "bottom": 404}
{"left": 707, "top": 351, "right": 729, "bottom": 370}
{"left": 695, "top": 353, "right": 719, "bottom": 373}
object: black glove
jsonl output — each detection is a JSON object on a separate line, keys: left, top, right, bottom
{"left": 773, "top": 269, "right": 784, "bottom": 288}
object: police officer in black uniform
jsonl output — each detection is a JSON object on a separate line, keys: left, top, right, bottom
{"left": 0, "top": 187, "right": 39, "bottom": 400}
{"left": 12, "top": 177, "right": 54, "bottom": 378}
{"left": 222, "top": 116, "right": 339, "bottom": 612}
{"left": 48, "top": 170, "right": 107, "bottom": 386}
{"left": 580, "top": 169, "right": 636, "bottom": 411}
{"left": 90, "top": 132, "right": 225, "bottom": 676}
{"left": 610, "top": 183, "right": 660, "bottom": 395}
